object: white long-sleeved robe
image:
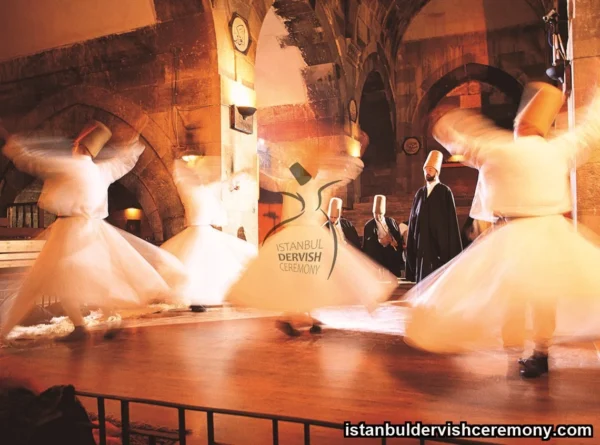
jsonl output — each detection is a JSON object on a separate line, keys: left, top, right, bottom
{"left": 225, "top": 153, "right": 397, "bottom": 313}
{"left": 161, "top": 160, "right": 257, "bottom": 306}
{"left": 403, "top": 92, "right": 600, "bottom": 353}
{"left": 0, "top": 137, "right": 186, "bottom": 337}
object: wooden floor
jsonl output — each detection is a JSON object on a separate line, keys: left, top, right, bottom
{"left": 2, "top": 310, "right": 600, "bottom": 445}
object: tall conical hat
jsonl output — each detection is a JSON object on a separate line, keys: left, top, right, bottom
{"left": 328, "top": 197, "right": 342, "bottom": 218}
{"left": 373, "top": 194, "right": 386, "bottom": 214}
{"left": 514, "top": 82, "right": 564, "bottom": 137}
{"left": 424, "top": 150, "right": 443, "bottom": 173}
{"left": 77, "top": 120, "right": 112, "bottom": 158}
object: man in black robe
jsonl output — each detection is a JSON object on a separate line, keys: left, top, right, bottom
{"left": 362, "top": 195, "right": 404, "bottom": 278}
{"left": 405, "top": 150, "right": 463, "bottom": 283}
{"left": 323, "top": 197, "right": 361, "bottom": 249}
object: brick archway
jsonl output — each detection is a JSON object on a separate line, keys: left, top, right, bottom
{"left": 1, "top": 85, "right": 185, "bottom": 242}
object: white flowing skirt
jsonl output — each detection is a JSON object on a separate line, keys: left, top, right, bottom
{"left": 0, "top": 217, "right": 187, "bottom": 337}
{"left": 226, "top": 225, "right": 398, "bottom": 313}
{"left": 404, "top": 215, "right": 600, "bottom": 353}
{"left": 161, "top": 225, "right": 257, "bottom": 306}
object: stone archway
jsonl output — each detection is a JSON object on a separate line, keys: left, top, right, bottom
{"left": 1, "top": 85, "right": 185, "bottom": 242}
{"left": 412, "top": 62, "right": 524, "bottom": 139}
{"left": 358, "top": 71, "right": 396, "bottom": 198}
{"left": 251, "top": 0, "right": 359, "bottom": 241}
{"left": 253, "top": 1, "right": 348, "bottom": 145}
{"left": 406, "top": 63, "right": 523, "bottom": 222}
{"left": 357, "top": 52, "right": 396, "bottom": 134}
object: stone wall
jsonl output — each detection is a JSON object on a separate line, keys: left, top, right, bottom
{"left": 214, "top": 0, "right": 369, "bottom": 236}
{"left": 0, "top": 0, "right": 219, "bottom": 242}
{"left": 570, "top": 0, "right": 600, "bottom": 234}
{"left": 376, "top": 23, "right": 548, "bottom": 218}
{"left": 253, "top": 2, "right": 352, "bottom": 208}
{"left": 0, "top": 0, "right": 562, "bottom": 243}
{"left": 0, "top": 0, "right": 156, "bottom": 62}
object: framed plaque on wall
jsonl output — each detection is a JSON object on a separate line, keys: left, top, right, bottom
{"left": 402, "top": 137, "right": 421, "bottom": 155}
{"left": 348, "top": 99, "right": 358, "bottom": 122}
{"left": 230, "top": 13, "right": 251, "bottom": 55}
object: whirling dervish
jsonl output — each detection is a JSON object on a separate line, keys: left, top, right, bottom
{"left": 0, "top": 120, "right": 187, "bottom": 342}
{"left": 226, "top": 149, "right": 397, "bottom": 336}
{"left": 161, "top": 156, "right": 258, "bottom": 311}
{"left": 403, "top": 81, "right": 600, "bottom": 378}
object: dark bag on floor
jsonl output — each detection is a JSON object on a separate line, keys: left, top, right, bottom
{"left": 0, "top": 382, "right": 96, "bottom": 445}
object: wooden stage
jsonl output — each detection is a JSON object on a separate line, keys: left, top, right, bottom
{"left": 1, "top": 306, "right": 600, "bottom": 445}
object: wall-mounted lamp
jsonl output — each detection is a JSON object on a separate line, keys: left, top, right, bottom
{"left": 543, "top": 8, "right": 570, "bottom": 92}
{"left": 546, "top": 61, "right": 571, "bottom": 96}
{"left": 124, "top": 207, "right": 143, "bottom": 220}
{"left": 230, "top": 105, "right": 257, "bottom": 134}
{"left": 546, "top": 64, "right": 564, "bottom": 82}
{"left": 180, "top": 148, "right": 204, "bottom": 163}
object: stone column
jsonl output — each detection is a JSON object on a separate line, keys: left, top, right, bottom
{"left": 211, "top": 2, "right": 260, "bottom": 246}
{"left": 569, "top": 0, "right": 600, "bottom": 233}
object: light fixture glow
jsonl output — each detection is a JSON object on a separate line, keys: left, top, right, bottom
{"left": 348, "top": 139, "right": 362, "bottom": 157}
{"left": 447, "top": 155, "right": 465, "bottom": 163}
{"left": 182, "top": 154, "right": 200, "bottom": 162}
{"left": 181, "top": 149, "right": 204, "bottom": 164}
{"left": 124, "top": 208, "right": 142, "bottom": 220}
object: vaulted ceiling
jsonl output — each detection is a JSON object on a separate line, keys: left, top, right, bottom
{"left": 0, "top": 0, "right": 556, "bottom": 63}
{"left": 374, "top": 0, "right": 551, "bottom": 54}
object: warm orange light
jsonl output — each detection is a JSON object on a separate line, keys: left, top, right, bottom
{"left": 448, "top": 155, "right": 465, "bottom": 163}
{"left": 348, "top": 139, "right": 362, "bottom": 157}
{"left": 124, "top": 208, "right": 142, "bottom": 220}
{"left": 182, "top": 154, "right": 200, "bottom": 163}
{"left": 230, "top": 79, "right": 254, "bottom": 108}
{"left": 181, "top": 148, "right": 204, "bottom": 165}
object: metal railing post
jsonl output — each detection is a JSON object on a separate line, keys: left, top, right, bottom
{"left": 120, "top": 400, "right": 130, "bottom": 445}
{"left": 97, "top": 397, "right": 106, "bottom": 445}
{"left": 178, "top": 407, "right": 186, "bottom": 445}
{"left": 73, "top": 391, "right": 503, "bottom": 445}
{"left": 207, "top": 411, "right": 215, "bottom": 444}
{"left": 272, "top": 419, "right": 279, "bottom": 445}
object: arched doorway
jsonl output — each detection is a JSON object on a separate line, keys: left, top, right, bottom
{"left": 4, "top": 179, "right": 154, "bottom": 241}
{"left": 358, "top": 70, "right": 396, "bottom": 197}
{"left": 413, "top": 63, "right": 523, "bottom": 141}
{"left": 107, "top": 182, "right": 153, "bottom": 240}
{"left": 413, "top": 63, "right": 523, "bottom": 225}
{"left": 0, "top": 93, "right": 185, "bottom": 242}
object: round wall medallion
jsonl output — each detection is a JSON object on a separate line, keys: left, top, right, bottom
{"left": 231, "top": 14, "right": 250, "bottom": 54}
{"left": 348, "top": 99, "right": 358, "bottom": 122}
{"left": 403, "top": 137, "right": 421, "bottom": 155}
